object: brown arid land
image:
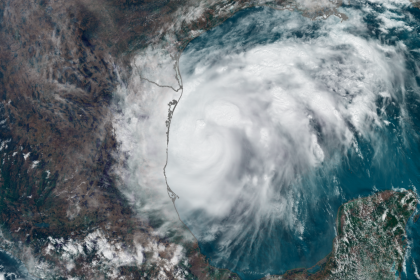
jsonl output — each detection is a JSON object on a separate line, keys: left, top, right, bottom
{"left": 1, "top": 0, "right": 418, "bottom": 279}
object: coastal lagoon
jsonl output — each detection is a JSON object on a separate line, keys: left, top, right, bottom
{"left": 167, "top": 1, "right": 420, "bottom": 279}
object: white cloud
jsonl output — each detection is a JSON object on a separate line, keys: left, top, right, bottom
{"left": 165, "top": 6, "right": 411, "bottom": 269}
{"left": 112, "top": 0, "right": 420, "bottom": 275}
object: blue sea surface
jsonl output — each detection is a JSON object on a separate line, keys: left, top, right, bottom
{"left": 178, "top": 2, "right": 420, "bottom": 279}
{"left": 0, "top": 249, "right": 39, "bottom": 280}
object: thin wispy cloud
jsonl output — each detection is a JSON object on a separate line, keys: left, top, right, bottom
{"left": 166, "top": 4, "right": 416, "bottom": 273}
{"left": 113, "top": 0, "right": 420, "bottom": 276}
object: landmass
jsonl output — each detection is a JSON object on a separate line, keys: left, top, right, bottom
{"left": 2, "top": 0, "right": 418, "bottom": 279}
{"left": 265, "top": 190, "right": 418, "bottom": 280}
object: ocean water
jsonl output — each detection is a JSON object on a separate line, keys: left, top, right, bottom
{"left": 167, "top": 1, "right": 420, "bottom": 279}
{"left": 0, "top": 249, "right": 38, "bottom": 280}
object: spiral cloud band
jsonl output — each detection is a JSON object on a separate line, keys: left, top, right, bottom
{"left": 166, "top": 3, "right": 416, "bottom": 274}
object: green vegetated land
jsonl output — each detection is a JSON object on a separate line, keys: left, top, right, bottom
{"left": 265, "top": 190, "right": 418, "bottom": 280}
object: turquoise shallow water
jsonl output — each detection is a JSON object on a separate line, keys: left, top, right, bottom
{"left": 173, "top": 2, "right": 420, "bottom": 279}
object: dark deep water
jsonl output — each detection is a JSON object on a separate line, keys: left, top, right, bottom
{"left": 0, "top": 249, "right": 38, "bottom": 280}
{"left": 174, "top": 1, "right": 420, "bottom": 279}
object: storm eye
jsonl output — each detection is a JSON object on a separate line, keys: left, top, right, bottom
{"left": 161, "top": 3, "right": 418, "bottom": 276}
